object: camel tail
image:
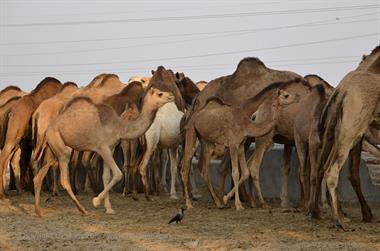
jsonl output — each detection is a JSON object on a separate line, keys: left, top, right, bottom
{"left": 317, "top": 90, "right": 345, "bottom": 171}
{"left": 0, "top": 110, "right": 11, "bottom": 149}
{"left": 32, "top": 112, "right": 39, "bottom": 150}
{"left": 34, "top": 134, "right": 47, "bottom": 165}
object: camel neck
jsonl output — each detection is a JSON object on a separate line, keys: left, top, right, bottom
{"left": 119, "top": 103, "right": 156, "bottom": 140}
{"left": 241, "top": 89, "right": 276, "bottom": 117}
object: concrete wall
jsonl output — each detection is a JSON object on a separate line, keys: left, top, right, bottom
{"left": 200, "top": 147, "right": 380, "bottom": 203}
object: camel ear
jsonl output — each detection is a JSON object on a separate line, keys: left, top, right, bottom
{"left": 362, "top": 54, "right": 368, "bottom": 61}
{"left": 175, "top": 72, "right": 180, "bottom": 79}
{"left": 151, "top": 70, "right": 155, "bottom": 75}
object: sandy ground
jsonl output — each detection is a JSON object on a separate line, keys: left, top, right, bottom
{"left": 0, "top": 187, "right": 380, "bottom": 251}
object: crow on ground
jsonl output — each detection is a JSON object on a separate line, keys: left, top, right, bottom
{"left": 168, "top": 208, "right": 185, "bottom": 224}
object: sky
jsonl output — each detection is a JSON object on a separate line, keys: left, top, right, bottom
{"left": 0, "top": 0, "right": 379, "bottom": 91}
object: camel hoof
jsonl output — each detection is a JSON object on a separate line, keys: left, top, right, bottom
{"left": 335, "top": 220, "right": 346, "bottom": 231}
{"left": 193, "top": 193, "right": 202, "bottom": 199}
{"left": 132, "top": 194, "right": 139, "bottom": 201}
{"left": 223, "top": 195, "right": 228, "bottom": 205}
{"left": 235, "top": 204, "right": 245, "bottom": 211}
{"left": 170, "top": 194, "right": 179, "bottom": 200}
{"left": 92, "top": 197, "right": 101, "bottom": 208}
{"left": 35, "top": 209, "right": 42, "bottom": 218}
{"left": 81, "top": 209, "right": 89, "bottom": 216}
{"left": 280, "top": 200, "right": 293, "bottom": 209}
{"left": 186, "top": 202, "right": 194, "bottom": 210}
{"left": 121, "top": 193, "right": 127, "bottom": 198}
{"left": 261, "top": 203, "right": 270, "bottom": 209}
{"left": 105, "top": 208, "right": 115, "bottom": 214}
{"left": 146, "top": 196, "right": 153, "bottom": 202}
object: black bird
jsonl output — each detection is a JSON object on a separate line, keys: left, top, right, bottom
{"left": 168, "top": 208, "right": 185, "bottom": 224}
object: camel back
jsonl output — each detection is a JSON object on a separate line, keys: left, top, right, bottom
{"left": 86, "top": 73, "right": 108, "bottom": 88}
{"left": 30, "top": 77, "right": 62, "bottom": 95}
{"left": 194, "top": 57, "right": 302, "bottom": 111}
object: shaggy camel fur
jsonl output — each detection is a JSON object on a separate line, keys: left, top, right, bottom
{"left": 0, "top": 77, "right": 62, "bottom": 196}
{"left": 182, "top": 82, "right": 300, "bottom": 210}
{"left": 33, "top": 87, "right": 174, "bottom": 216}
{"left": 312, "top": 45, "right": 380, "bottom": 229}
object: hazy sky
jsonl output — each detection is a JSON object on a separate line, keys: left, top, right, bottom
{"left": 0, "top": 0, "right": 379, "bottom": 91}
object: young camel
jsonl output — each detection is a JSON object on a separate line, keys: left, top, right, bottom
{"left": 313, "top": 45, "right": 380, "bottom": 229}
{"left": 182, "top": 82, "right": 300, "bottom": 210}
{"left": 33, "top": 87, "right": 174, "bottom": 216}
{"left": 134, "top": 66, "right": 186, "bottom": 201}
{"left": 0, "top": 77, "right": 62, "bottom": 197}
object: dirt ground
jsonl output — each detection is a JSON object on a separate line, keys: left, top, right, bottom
{"left": 0, "top": 187, "right": 380, "bottom": 251}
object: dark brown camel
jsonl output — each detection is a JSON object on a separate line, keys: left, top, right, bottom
{"left": 0, "top": 77, "right": 62, "bottom": 197}
{"left": 182, "top": 81, "right": 301, "bottom": 209}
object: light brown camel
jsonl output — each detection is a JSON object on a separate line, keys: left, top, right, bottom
{"left": 33, "top": 87, "right": 174, "bottom": 216}
{"left": 128, "top": 76, "right": 151, "bottom": 89}
{"left": 182, "top": 81, "right": 300, "bottom": 210}
{"left": 0, "top": 86, "right": 26, "bottom": 106}
{"left": 0, "top": 77, "right": 62, "bottom": 197}
{"left": 312, "top": 45, "right": 380, "bottom": 229}
{"left": 299, "top": 75, "right": 376, "bottom": 221}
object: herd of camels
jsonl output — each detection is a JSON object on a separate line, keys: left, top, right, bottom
{"left": 0, "top": 44, "right": 379, "bottom": 230}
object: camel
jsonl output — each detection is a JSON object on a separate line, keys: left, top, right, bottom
{"left": 293, "top": 80, "right": 333, "bottom": 208}
{"left": 33, "top": 86, "right": 174, "bottom": 216}
{"left": 0, "top": 85, "right": 26, "bottom": 106}
{"left": 182, "top": 81, "right": 301, "bottom": 210}
{"left": 132, "top": 66, "right": 186, "bottom": 201}
{"left": 0, "top": 96, "right": 23, "bottom": 190}
{"left": 193, "top": 58, "right": 302, "bottom": 112}
{"left": 311, "top": 45, "right": 380, "bottom": 229}
{"left": 0, "top": 77, "right": 62, "bottom": 197}
{"left": 128, "top": 76, "right": 151, "bottom": 88}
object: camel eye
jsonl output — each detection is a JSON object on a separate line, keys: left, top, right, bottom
{"left": 284, "top": 94, "right": 289, "bottom": 98}
{"left": 158, "top": 93, "right": 163, "bottom": 97}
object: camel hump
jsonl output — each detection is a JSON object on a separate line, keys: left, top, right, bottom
{"left": 87, "top": 73, "right": 108, "bottom": 87}
{"left": 32, "top": 77, "right": 62, "bottom": 94}
{"left": 60, "top": 96, "right": 95, "bottom": 114}
{"left": 98, "top": 74, "right": 120, "bottom": 87}
{"left": 0, "top": 85, "right": 22, "bottom": 95}
{"left": 119, "top": 81, "right": 143, "bottom": 96}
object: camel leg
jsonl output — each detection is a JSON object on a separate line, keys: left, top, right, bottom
{"left": 223, "top": 145, "right": 245, "bottom": 210}
{"left": 121, "top": 140, "right": 130, "bottom": 197}
{"left": 33, "top": 148, "right": 56, "bottom": 217}
{"left": 348, "top": 140, "right": 372, "bottom": 222}
{"left": 160, "top": 149, "right": 169, "bottom": 193}
{"left": 247, "top": 139, "right": 270, "bottom": 208}
{"left": 199, "top": 143, "right": 223, "bottom": 208}
{"left": 294, "top": 135, "right": 309, "bottom": 209}
{"left": 92, "top": 146, "right": 122, "bottom": 213}
{"left": 138, "top": 131, "right": 159, "bottom": 201}
{"left": 218, "top": 153, "right": 230, "bottom": 202}
{"left": 0, "top": 143, "right": 17, "bottom": 197}
{"left": 181, "top": 124, "right": 197, "bottom": 209}
{"left": 280, "top": 144, "right": 293, "bottom": 208}
{"left": 307, "top": 135, "right": 323, "bottom": 218}
{"left": 10, "top": 147, "right": 22, "bottom": 193}
{"left": 169, "top": 147, "right": 180, "bottom": 200}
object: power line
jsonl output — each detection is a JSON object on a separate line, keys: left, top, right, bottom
{"left": 0, "top": 56, "right": 361, "bottom": 74}
{"left": 0, "top": 4, "right": 378, "bottom": 27}
{"left": 0, "top": 60, "right": 358, "bottom": 76}
{"left": 2, "top": 17, "right": 377, "bottom": 56}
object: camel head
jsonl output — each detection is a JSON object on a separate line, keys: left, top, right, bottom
{"left": 143, "top": 87, "right": 174, "bottom": 110}
{"left": 357, "top": 45, "right": 380, "bottom": 71}
{"left": 276, "top": 89, "right": 300, "bottom": 107}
